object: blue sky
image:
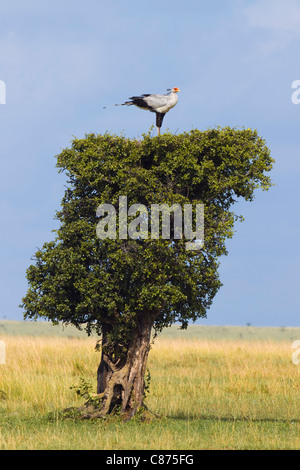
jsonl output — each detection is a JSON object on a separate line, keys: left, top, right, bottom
{"left": 0, "top": 0, "right": 299, "bottom": 326}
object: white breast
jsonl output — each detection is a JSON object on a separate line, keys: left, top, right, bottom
{"left": 155, "top": 93, "right": 178, "bottom": 113}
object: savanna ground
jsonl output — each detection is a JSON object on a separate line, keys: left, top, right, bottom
{"left": 0, "top": 321, "right": 300, "bottom": 450}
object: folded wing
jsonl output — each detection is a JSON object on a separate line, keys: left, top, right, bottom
{"left": 125, "top": 94, "right": 168, "bottom": 112}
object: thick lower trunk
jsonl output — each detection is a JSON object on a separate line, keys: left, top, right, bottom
{"left": 95, "top": 318, "right": 152, "bottom": 418}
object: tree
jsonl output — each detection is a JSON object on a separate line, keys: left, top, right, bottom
{"left": 21, "top": 128, "right": 273, "bottom": 419}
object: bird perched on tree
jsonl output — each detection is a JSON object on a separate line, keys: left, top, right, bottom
{"left": 116, "top": 87, "right": 180, "bottom": 135}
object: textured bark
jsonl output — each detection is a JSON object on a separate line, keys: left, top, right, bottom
{"left": 94, "top": 317, "right": 153, "bottom": 419}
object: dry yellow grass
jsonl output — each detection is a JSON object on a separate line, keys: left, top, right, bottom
{"left": 0, "top": 335, "right": 99, "bottom": 416}
{"left": 1, "top": 334, "right": 300, "bottom": 449}
{"left": 147, "top": 338, "right": 300, "bottom": 421}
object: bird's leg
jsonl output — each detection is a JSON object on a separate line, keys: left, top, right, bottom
{"left": 156, "top": 113, "right": 164, "bottom": 136}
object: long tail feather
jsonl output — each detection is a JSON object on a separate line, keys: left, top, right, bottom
{"left": 102, "top": 101, "right": 133, "bottom": 109}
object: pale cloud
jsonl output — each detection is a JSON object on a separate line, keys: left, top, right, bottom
{"left": 244, "top": 0, "right": 300, "bottom": 34}
{"left": 242, "top": 0, "right": 300, "bottom": 55}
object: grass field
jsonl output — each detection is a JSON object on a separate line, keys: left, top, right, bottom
{"left": 0, "top": 321, "right": 300, "bottom": 449}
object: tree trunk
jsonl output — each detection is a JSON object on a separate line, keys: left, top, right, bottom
{"left": 93, "top": 317, "right": 153, "bottom": 419}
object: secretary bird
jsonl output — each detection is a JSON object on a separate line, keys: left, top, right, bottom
{"left": 116, "top": 87, "right": 180, "bottom": 135}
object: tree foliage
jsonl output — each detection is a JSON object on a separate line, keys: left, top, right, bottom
{"left": 21, "top": 127, "right": 273, "bottom": 416}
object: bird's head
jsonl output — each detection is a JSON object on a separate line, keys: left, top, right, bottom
{"left": 171, "top": 87, "right": 180, "bottom": 93}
